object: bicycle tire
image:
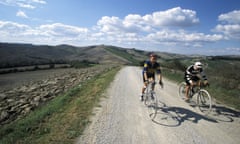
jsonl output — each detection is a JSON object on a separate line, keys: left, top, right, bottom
{"left": 197, "top": 89, "right": 212, "bottom": 115}
{"left": 144, "top": 83, "right": 152, "bottom": 106}
{"left": 178, "top": 82, "right": 186, "bottom": 100}
{"left": 147, "top": 92, "right": 158, "bottom": 120}
{"left": 144, "top": 92, "right": 152, "bottom": 106}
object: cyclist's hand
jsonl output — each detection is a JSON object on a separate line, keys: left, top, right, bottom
{"left": 145, "top": 80, "right": 149, "bottom": 85}
{"left": 159, "top": 80, "right": 164, "bottom": 88}
{"left": 204, "top": 80, "right": 209, "bottom": 86}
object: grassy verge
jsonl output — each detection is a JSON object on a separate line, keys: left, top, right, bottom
{"left": 0, "top": 66, "right": 121, "bottom": 144}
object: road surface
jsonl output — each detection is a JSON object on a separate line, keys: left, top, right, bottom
{"left": 76, "top": 66, "right": 240, "bottom": 144}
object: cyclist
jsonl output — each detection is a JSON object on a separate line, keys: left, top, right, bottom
{"left": 140, "top": 53, "right": 163, "bottom": 101}
{"left": 184, "top": 62, "right": 209, "bottom": 102}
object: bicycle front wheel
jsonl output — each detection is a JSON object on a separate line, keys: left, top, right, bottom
{"left": 147, "top": 92, "right": 158, "bottom": 120}
{"left": 197, "top": 89, "right": 212, "bottom": 115}
{"left": 178, "top": 82, "right": 186, "bottom": 100}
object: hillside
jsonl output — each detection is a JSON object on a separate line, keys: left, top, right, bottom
{"left": 0, "top": 43, "right": 142, "bottom": 68}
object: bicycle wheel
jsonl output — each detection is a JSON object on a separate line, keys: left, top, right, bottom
{"left": 144, "top": 84, "right": 152, "bottom": 106}
{"left": 144, "top": 92, "right": 151, "bottom": 106}
{"left": 178, "top": 82, "right": 186, "bottom": 100}
{"left": 147, "top": 92, "right": 158, "bottom": 120}
{"left": 197, "top": 89, "right": 212, "bottom": 115}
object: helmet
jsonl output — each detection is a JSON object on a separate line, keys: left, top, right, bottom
{"left": 194, "top": 62, "right": 202, "bottom": 69}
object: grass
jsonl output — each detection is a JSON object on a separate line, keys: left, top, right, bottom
{"left": 105, "top": 46, "right": 140, "bottom": 65}
{"left": 0, "top": 66, "right": 121, "bottom": 144}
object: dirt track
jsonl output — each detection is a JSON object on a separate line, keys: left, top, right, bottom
{"left": 76, "top": 66, "right": 240, "bottom": 144}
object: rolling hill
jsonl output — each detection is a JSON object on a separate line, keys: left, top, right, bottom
{"left": 0, "top": 42, "right": 190, "bottom": 69}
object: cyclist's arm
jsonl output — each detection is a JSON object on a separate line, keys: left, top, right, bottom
{"left": 156, "top": 65, "right": 162, "bottom": 82}
{"left": 143, "top": 62, "right": 149, "bottom": 81}
{"left": 143, "top": 72, "right": 148, "bottom": 81}
{"left": 200, "top": 68, "right": 207, "bottom": 80}
{"left": 185, "top": 65, "right": 194, "bottom": 83}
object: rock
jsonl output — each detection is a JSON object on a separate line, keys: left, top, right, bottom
{"left": 0, "top": 111, "right": 9, "bottom": 122}
{"left": 0, "top": 93, "right": 7, "bottom": 100}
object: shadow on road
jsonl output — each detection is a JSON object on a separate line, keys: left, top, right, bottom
{"left": 185, "top": 99, "right": 240, "bottom": 123}
{"left": 207, "top": 105, "right": 240, "bottom": 122}
{"left": 151, "top": 102, "right": 218, "bottom": 127}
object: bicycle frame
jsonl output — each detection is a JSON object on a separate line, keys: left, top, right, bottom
{"left": 144, "top": 80, "right": 155, "bottom": 105}
{"left": 178, "top": 81, "right": 212, "bottom": 115}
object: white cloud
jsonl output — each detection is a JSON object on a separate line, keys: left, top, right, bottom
{"left": 145, "top": 30, "right": 223, "bottom": 45}
{"left": 218, "top": 10, "right": 240, "bottom": 24}
{"left": 145, "top": 7, "right": 199, "bottom": 27}
{"left": 16, "top": 10, "right": 28, "bottom": 18}
{"left": 0, "top": 21, "right": 30, "bottom": 34}
{"left": 0, "top": 21, "right": 89, "bottom": 44}
{"left": 214, "top": 24, "right": 240, "bottom": 39}
{"left": 38, "top": 23, "right": 88, "bottom": 37}
{"left": 17, "top": 2, "right": 35, "bottom": 9}
{"left": 32, "top": 0, "right": 46, "bottom": 4}
{"left": 97, "top": 7, "right": 200, "bottom": 35}
{"left": 95, "top": 8, "right": 221, "bottom": 47}
{"left": 0, "top": 0, "right": 46, "bottom": 9}
{"left": 214, "top": 10, "right": 240, "bottom": 40}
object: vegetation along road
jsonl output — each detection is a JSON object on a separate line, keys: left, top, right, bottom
{"left": 77, "top": 66, "right": 240, "bottom": 144}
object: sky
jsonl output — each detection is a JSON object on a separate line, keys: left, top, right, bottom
{"left": 0, "top": 0, "right": 240, "bottom": 55}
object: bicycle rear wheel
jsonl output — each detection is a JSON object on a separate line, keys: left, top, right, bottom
{"left": 178, "top": 82, "right": 186, "bottom": 100}
{"left": 197, "top": 89, "right": 212, "bottom": 115}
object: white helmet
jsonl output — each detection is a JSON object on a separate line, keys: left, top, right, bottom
{"left": 194, "top": 62, "right": 202, "bottom": 69}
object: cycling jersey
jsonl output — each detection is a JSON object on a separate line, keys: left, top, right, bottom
{"left": 142, "top": 60, "right": 161, "bottom": 81}
{"left": 185, "top": 65, "right": 207, "bottom": 85}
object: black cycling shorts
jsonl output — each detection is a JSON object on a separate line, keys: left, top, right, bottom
{"left": 143, "top": 73, "right": 155, "bottom": 82}
{"left": 185, "top": 76, "right": 200, "bottom": 85}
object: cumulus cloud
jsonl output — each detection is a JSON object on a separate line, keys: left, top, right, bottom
{"left": 145, "top": 30, "right": 223, "bottom": 45}
{"left": 0, "top": 21, "right": 88, "bottom": 44}
{"left": 145, "top": 7, "right": 199, "bottom": 27}
{"left": 0, "top": 21, "right": 30, "bottom": 34}
{"left": 218, "top": 10, "right": 240, "bottom": 24}
{"left": 38, "top": 23, "right": 88, "bottom": 37}
{"left": 95, "top": 7, "right": 222, "bottom": 47}
{"left": 214, "top": 10, "right": 240, "bottom": 39}
{"left": 97, "top": 7, "right": 200, "bottom": 34}
{"left": 16, "top": 10, "right": 28, "bottom": 18}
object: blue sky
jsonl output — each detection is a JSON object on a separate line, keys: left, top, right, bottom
{"left": 0, "top": 0, "right": 240, "bottom": 55}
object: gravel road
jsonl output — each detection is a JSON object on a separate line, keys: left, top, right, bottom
{"left": 76, "top": 66, "right": 240, "bottom": 144}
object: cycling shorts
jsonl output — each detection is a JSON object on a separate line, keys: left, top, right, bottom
{"left": 142, "top": 73, "right": 155, "bottom": 82}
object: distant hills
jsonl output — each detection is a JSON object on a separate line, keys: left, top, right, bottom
{"left": 0, "top": 43, "right": 143, "bottom": 68}
{"left": 0, "top": 42, "right": 239, "bottom": 69}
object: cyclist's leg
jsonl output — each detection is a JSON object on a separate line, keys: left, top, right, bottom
{"left": 149, "top": 74, "right": 155, "bottom": 91}
{"left": 185, "top": 79, "right": 191, "bottom": 101}
{"left": 140, "top": 73, "right": 148, "bottom": 101}
{"left": 142, "top": 74, "right": 148, "bottom": 94}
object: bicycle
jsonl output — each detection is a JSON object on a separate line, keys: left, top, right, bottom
{"left": 143, "top": 80, "right": 158, "bottom": 119}
{"left": 178, "top": 81, "right": 212, "bottom": 115}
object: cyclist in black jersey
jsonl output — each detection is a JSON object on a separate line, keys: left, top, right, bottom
{"left": 184, "top": 62, "right": 209, "bottom": 102}
{"left": 140, "top": 53, "right": 163, "bottom": 101}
